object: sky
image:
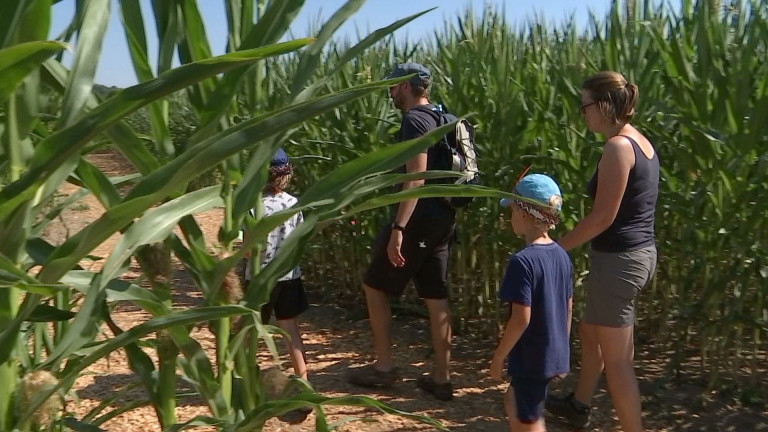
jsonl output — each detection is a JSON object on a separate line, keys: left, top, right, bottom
{"left": 50, "top": 0, "right": 613, "bottom": 88}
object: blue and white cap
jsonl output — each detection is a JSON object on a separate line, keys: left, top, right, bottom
{"left": 500, "top": 174, "right": 563, "bottom": 225}
{"left": 270, "top": 148, "right": 292, "bottom": 176}
{"left": 271, "top": 148, "right": 289, "bottom": 167}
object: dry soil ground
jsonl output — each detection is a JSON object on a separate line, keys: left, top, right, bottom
{"left": 40, "top": 151, "right": 768, "bottom": 431}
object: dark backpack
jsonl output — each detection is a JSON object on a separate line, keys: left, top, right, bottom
{"left": 414, "top": 105, "right": 481, "bottom": 208}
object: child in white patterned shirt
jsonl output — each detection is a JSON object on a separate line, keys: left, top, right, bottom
{"left": 244, "top": 148, "right": 309, "bottom": 383}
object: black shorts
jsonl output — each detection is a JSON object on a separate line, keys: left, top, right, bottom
{"left": 246, "top": 278, "right": 309, "bottom": 321}
{"left": 510, "top": 376, "right": 551, "bottom": 424}
{"left": 363, "top": 218, "right": 455, "bottom": 299}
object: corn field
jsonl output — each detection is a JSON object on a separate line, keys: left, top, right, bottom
{"left": 0, "top": 0, "right": 766, "bottom": 430}
{"left": 293, "top": 0, "right": 768, "bottom": 393}
{"left": 0, "top": 0, "right": 496, "bottom": 430}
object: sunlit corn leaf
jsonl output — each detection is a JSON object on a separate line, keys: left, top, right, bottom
{"left": 0, "top": 41, "right": 67, "bottom": 104}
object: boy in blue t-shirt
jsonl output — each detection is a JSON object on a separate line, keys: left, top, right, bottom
{"left": 490, "top": 173, "right": 574, "bottom": 431}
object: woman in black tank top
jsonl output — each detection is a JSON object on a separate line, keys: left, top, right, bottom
{"left": 546, "top": 72, "right": 659, "bottom": 432}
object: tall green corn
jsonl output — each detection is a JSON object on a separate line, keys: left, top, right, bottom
{"left": 294, "top": 0, "right": 768, "bottom": 391}
{"left": 0, "top": 0, "right": 499, "bottom": 430}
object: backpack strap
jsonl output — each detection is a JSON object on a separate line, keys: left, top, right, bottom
{"left": 411, "top": 105, "right": 451, "bottom": 150}
{"left": 411, "top": 104, "right": 445, "bottom": 126}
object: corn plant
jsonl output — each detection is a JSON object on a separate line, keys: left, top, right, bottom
{"left": 290, "top": 0, "right": 768, "bottom": 392}
{"left": 0, "top": 0, "right": 508, "bottom": 431}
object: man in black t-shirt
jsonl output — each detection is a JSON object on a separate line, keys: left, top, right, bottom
{"left": 347, "top": 63, "right": 457, "bottom": 401}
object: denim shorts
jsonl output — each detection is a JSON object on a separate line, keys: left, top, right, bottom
{"left": 584, "top": 246, "right": 657, "bottom": 327}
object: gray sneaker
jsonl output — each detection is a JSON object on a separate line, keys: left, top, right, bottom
{"left": 545, "top": 392, "right": 591, "bottom": 429}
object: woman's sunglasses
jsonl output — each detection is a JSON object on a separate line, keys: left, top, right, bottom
{"left": 580, "top": 100, "right": 598, "bottom": 114}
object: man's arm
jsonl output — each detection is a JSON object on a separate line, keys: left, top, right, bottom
{"left": 394, "top": 152, "right": 428, "bottom": 225}
{"left": 387, "top": 152, "right": 428, "bottom": 267}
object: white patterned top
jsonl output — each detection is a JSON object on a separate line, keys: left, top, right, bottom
{"left": 245, "top": 192, "right": 303, "bottom": 281}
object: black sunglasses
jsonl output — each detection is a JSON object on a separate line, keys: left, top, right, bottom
{"left": 580, "top": 100, "right": 599, "bottom": 114}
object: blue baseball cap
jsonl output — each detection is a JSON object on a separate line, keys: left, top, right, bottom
{"left": 271, "top": 148, "right": 289, "bottom": 167}
{"left": 500, "top": 174, "right": 563, "bottom": 223}
{"left": 386, "top": 62, "right": 431, "bottom": 87}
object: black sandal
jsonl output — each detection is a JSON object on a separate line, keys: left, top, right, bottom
{"left": 416, "top": 375, "right": 453, "bottom": 401}
{"left": 346, "top": 364, "right": 401, "bottom": 388}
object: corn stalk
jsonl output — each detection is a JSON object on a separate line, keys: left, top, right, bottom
{"left": 0, "top": 1, "right": 501, "bottom": 430}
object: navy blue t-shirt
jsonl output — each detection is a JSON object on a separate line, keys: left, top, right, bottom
{"left": 499, "top": 242, "right": 573, "bottom": 379}
{"left": 395, "top": 104, "right": 456, "bottom": 222}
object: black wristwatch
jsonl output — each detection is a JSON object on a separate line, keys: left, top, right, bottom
{"left": 391, "top": 223, "right": 406, "bottom": 233}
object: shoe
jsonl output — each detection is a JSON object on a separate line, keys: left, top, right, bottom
{"left": 545, "top": 392, "right": 591, "bottom": 429}
{"left": 416, "top": 375, "right": 453, "bottom": 401}
{"left": 347, "top": 364, "right": 401, "bottom": 388}
{"left": 277, "top": 406, "right": 312, "bottom": 424}
{"left": 262, "top": 368, "right": 313, "bottom": 424}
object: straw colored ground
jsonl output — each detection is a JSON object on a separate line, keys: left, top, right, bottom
{"left": 41, "top": 151, "right": 768, "bottom": 432}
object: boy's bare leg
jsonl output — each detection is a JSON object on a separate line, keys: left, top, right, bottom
{"left": 424, "top": 298, "right": 451, "bottom": 383}
{"left": 504, "top": 386, "right": 547, "bottom": 432}
{"left": 597, "top": 325, "right": 644, "bottom": 432}
{"left": 574, "top": 321, "right": 605, "bottom": 404}
{"left": 277, "top": 318, "right": 307, "bottom": 379}
{"left": 363, "top": 285, "right": 395, "bottom": 371}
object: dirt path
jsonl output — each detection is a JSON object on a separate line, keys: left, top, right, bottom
{"left": 43, "top": 151, "right": 768, "bottom": 431}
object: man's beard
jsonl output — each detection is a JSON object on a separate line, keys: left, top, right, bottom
{"left": 392, "top": 92, "right": 405, "bottom": 110}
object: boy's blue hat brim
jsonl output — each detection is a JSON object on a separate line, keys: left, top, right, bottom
{"left": 386, "top": 62, "right": 431, "bottom": 86}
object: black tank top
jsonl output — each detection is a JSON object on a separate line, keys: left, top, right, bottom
{"left": 588, "top": 136, "right": 659, "bottom": 252}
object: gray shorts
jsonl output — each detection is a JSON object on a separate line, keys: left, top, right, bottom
{"left": 583, "top": 246, "right": 657, "bottom": 327}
